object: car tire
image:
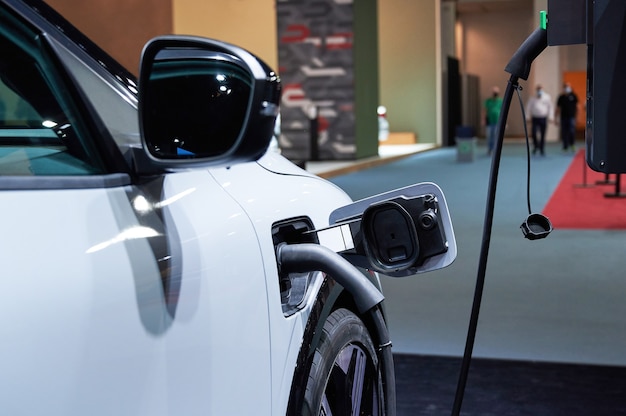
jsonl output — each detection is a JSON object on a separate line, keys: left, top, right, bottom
{"left": 302, "top": 308, "right": 383, "bottom": 416}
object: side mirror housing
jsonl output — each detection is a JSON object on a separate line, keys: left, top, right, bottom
{"left": 320, "top": 183, "right": 457, "bottom": 277}
{"left": 138, "top": 36, "right": 281, "bottom": 170}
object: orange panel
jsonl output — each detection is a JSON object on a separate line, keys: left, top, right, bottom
{"left": 562, "top": 71, "right": 587, "bottom": 131}
{"left": 46, "top": 0, "right": 172, "bottom": 75}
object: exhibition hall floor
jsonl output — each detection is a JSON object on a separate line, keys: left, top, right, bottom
{"left": 309, "top": 140, "right": 626, "bottom": 415}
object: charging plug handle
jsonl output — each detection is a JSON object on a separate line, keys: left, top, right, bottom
{"left": 276, "top": 243, "right": 384, "bottom": 314}
{"left": 505, "top": 26, "right": 548, "bottom": 80}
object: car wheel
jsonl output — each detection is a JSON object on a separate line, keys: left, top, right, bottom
{"left": 303, "top": 308, "right": 383, "bottom": 416}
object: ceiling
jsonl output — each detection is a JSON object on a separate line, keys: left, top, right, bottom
{"left": 452, "top": 0, "right": 531, "bottom": 14}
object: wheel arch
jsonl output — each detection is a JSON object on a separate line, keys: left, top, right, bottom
{"left": 285, "top": 272, "right": 389, "bottom": 414}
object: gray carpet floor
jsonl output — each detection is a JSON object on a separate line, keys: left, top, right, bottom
{"left": 330, "top": 141, "right": 626, "bottom": 367}
{"left": 329, "top": 141, "right": 626, "bottom": 414}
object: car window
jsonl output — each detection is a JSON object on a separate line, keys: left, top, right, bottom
{"left": 0, "top": 8, "right": 105, "bottom": 176}
{"left": 51, "top": 37, "right": 141, "bottom": 163}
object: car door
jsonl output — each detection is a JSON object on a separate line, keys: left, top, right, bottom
{"left": 0, "top": 3, "right": 271, "bottom": 415}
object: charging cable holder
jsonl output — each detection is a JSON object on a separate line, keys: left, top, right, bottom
{"left": 521, "top": 213, "right": 553, "bottom": 240}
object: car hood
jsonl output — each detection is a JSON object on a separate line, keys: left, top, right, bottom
{"left": 255, "top": 150, "right": 317, "bottom": 178}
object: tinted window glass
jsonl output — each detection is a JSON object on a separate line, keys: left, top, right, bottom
{"left": 52, "top": 39, "right": 141, "bottom": 162}
{"left": 0, "top": 10, "right": 105, "bottom": 175}
{"left": 144, "top": 57, "right": 252, "bottom": 159}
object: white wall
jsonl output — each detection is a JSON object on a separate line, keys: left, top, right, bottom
{"left": 457, "top": 1, "right": 587, "bottom": 139}
{"left": 379, "top": 0, "right": 441, "bottom": 144}
{"left": 459, "top": 4, "right": 534, "bottom": 137}
{"left": 172, "top": 0, "right": 278, "bottom": 70}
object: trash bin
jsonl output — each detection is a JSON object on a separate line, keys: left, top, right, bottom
{"left": 455, "top": 126, "right": 475, "bottom": 162}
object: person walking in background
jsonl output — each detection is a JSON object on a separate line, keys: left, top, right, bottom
{"left": 484, "top": 86, "right": 503, "bottom": 155}
{"left": 525, "top": 84, "right": 554, "bottom": 156}
{"left": 555, "top": 82, "right": 579, "bottom": 152}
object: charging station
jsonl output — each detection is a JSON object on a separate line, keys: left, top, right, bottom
{"left": 549, "top": 0, "right": 626, "bottom": 173}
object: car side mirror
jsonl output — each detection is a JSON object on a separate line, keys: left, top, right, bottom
{"left": 318, "top": 182, "right": 457, "bottom": 277}
{"left": 138, "top": 36, "right": 281, "bottom": 170}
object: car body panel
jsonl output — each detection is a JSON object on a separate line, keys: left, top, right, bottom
{"left": 0, "top": 170, "right": 281, "bottom": 414}
{"left": 0, "top": 0, "right": 387, "bottom": 414}
{"left": 209, "top": 153, "right": 354, "bottom": 410}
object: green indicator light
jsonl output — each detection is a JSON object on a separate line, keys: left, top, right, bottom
{"left": 540, "top": 10, "right": 547, "bottom": 30}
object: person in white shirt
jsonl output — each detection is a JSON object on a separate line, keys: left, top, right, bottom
{"left": 525, "top": 84, "right": 554, "bottom": 155}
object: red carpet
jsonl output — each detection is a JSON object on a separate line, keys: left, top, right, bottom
{"left": 543, "top": 150, "right": 626, "bottom": 229}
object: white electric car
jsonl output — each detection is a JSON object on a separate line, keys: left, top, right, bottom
{"left": 0, "top": 1, "right": 456, "bottom": 414}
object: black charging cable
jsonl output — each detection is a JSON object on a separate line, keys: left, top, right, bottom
{"left": 516, "top": 85, "right": 534, "bottom": 215}
{"left": 516, "top": 86, "right": 554, "bottom": 240}
{"left": 450, "top": 25, "right": 548, "bottom": 416}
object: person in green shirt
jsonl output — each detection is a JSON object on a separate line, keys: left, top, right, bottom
{"left": 484, "top": 86, "right": 503, "bottom": 155}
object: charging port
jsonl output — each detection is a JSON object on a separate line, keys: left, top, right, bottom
{"left": 272, "top": 217, "right": 319, "bottom": 315}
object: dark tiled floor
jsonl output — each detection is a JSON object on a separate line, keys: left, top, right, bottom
{"left": 394, "top": 354, "right": 626, "bottom": 416}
